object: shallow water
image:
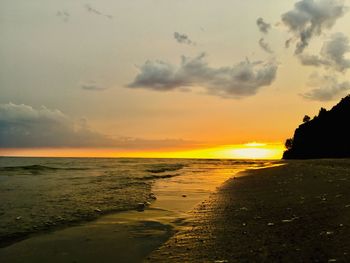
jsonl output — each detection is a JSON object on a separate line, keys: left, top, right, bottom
{"left": 0, "top": 157, "right": 279, "bottom": 246}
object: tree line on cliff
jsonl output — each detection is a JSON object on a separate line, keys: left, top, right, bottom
{"left": 283, "top": 95, "right": 350, "bottom": 159}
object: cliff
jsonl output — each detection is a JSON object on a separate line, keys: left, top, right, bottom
{"left": 283, "top": 95, "right": 350, "bottom": 159}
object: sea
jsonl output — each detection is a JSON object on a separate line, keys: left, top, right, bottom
{"left": 0, "top": 157, "right": 279, "bottom": 247}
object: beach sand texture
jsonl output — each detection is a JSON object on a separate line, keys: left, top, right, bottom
{"left": 1, "top": 160, "right": 349, "bottom": 262}
{"left": 1, "top": 159, "right": 274, "bottom": 262}
{"left": 148, "top": 160, "right": 350, "bottom": 262}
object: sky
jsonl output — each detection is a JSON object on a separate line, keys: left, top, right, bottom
{"left": 1, "top": 0, "right": 350, "bottom": 159}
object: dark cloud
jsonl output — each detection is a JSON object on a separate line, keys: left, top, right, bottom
{"left": 128, "top": 53, "right": 278, "bottom": 99}
{"left": 259, "top": 38, "right": 273, "bottom": 54}
{"left": 301, "top": 74, "right": 350, "bottom": 101}
{"left": 298, "top": 53, "right": 328, "bottom": 66}
{"left": 0, "top": 103, "right": 113, "bottom": 148}
{"left": 256, "top": 17, "right": 271, "bottom": 34}
{"left": 0, "top": 103, "right": 198, "bottom": 149}
{"left": 81, "top": 81, "right": 107, "bottom": 91}
{"left": 299, "top": 33, "right": 350, "bottom": 72}
{"left": 320, "top": 32, "right": 350, "bottom": 71}
{"left": 285, "top": 38, "right": 293, "bottom": 48}
{"left": 174, "top": 32, "right": 194, "bottom": 45}
{"left": 282, "top": 0, "right": 347, "bottom": 54}
{"left": 56, "top": 10, "right": 70, "bottom": 22}
{"left": 84, "top": 4, "right": 113, "bottom": 19}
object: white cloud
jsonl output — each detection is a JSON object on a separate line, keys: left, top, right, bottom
{"left": 0, "top": 103, "right": 198, "bottom": 149}
{"left": 299, "top": 32, "right": 350, "bottom": 72}
{"left": 0, "top": 103, "right": 113, "bottom": 148}
{"left": 256, "top": 18, "right": 271, "bottom": 34}
{"left": 84, "top": 3, "right": 113, "bottom": 19}
{"left": 81, "top": 81, "right": 107, "bottom": 91}
{"left": 128, "top": 53, "right": 278, "bottom": 99}
{"left": 282, "top": 0, "right": 347, "bottom": 54}
{"left": 174, "top": 32, "right": 194, "bottom": 45}
{"left": 301, "top": 73, "right": 350, "bottom": 101}
{"left": 56, "top": 10, "right": 70, "bottom": 22}
{"left": 259, "top": 38, "right": 273, "bottom": 54}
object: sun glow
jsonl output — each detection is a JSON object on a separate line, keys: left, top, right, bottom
{"left": 156, "top": 143, "right": 284, "bottom": 159}
{"left": 1, "top": 142, "right": 285, "bottom": 159}
{"left": 244, "top": 142, "right": 266, "bottom": 147}
{"left": 230, "top": 147, "right": 275, "bottom": 159}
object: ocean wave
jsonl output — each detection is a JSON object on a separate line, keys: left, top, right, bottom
{"left": 142, "top": 173, "right": 182, "bottom": 180}
{"left": 145, "top": 163, "right": 185, "bottom": 173}
{"left": 0, "top": 164, "right": 89, "bottom": 172}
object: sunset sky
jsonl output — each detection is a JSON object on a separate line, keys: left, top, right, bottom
{"left": 1, "top": 0, "right": 350, "bottom": 159}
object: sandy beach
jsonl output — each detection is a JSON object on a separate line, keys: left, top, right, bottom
{"left": 0, "top": 159, "right": 275, "bottom": 262}
{"left": 148, "top": 160, "right": 350, "bottom": 262}
{"left": 1, "top": 159, "right": 349, "bottom": 262}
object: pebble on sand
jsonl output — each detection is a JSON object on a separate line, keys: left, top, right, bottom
{"left": 149, "top": 193, "right": 157, "bottom": 200}
{"left": 137, "top": 203, "right": 146, "bottom": 211}
{"left": 282, "top": 216, "right": 299, "bottom": 223}
{"left": 137, "top": 201, "right": 152, "bottom": 211}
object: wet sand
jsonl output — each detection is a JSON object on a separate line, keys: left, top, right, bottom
{"left": 0, "top": 208, "right": 178, "bottom": 263}
{"left": 3, "top": 160, "right": 347, "bottom": 262}
{"left": 148, "top": 160, "right": 350, "bottom": 262}
{"left": 0, "top": 160, "right": 267, "bottom": 262}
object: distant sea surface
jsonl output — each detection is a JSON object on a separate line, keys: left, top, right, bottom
{"left": 0, "top": 157, "right": 278, "bottom": 246}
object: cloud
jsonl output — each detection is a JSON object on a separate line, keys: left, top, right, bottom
{"left": 301, "top": 74, "right": 350, "bottom": 101}
{"left": 174, "top": 32, "right": 195, "bottom": 45}
{"left": 0, "top": 103, "right": 113, "bottom": 148}
{"left": 0, "top": 103, "right": 198, "bottom": 149}
{"left": 84, "top": 4, "right": 113, "bottom": 19}
{"left": 81, "top": 81, "right": 107, "bottom": 91}
{"left": 320, "top": 32, "right": 350, "bottom": 71}
{"left": 128, "top": 53, "right": 278, "bottom": 98}
{"left": 256, "top": 17, "right": 271, "bottom": 34}
{"left": 259, "top": 38, "right": 273, "bottom": 54}
{"left": 285, "top": 38, "right": 293, "bottom": 48}
{"left": 299, "top": 32, "right": 350, "bottom": 72}
{"left": 281, "top": 0, "right": 347, "bottom": 54}
{"left": 106, "top": 137, "right": 201, "bottom": 150}
{"left": 298, "top": 53, "right": 328, "bottom": 66}
{"left": 56, "top": 10, "right": 70, "bottom": 22}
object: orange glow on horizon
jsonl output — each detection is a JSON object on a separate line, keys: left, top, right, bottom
{"left": 0, "top": 142, "right": 285, "bottom": 160}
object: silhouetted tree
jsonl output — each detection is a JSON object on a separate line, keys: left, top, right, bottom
{"left": 285, "top": 138, "right": 293, "bottom": 150}
{"left": 303, "top": 115, "right": 311, "bottom": 123}
{"left": 283, "top": 95, "right": 350, "bottom": 159}
{"left": 319, "top": 107, "right": 327, "bottom": 117}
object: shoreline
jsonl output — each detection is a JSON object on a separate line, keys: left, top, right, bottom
{"left": 147, "top": 159, "right": 350, "bottom": 262}
{"left": 0, "top": 161, "right": 276, "bottom": 262}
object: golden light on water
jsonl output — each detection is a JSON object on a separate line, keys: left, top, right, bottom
{"left": 0, "top": 142, "right": 285, "bottom": 159}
